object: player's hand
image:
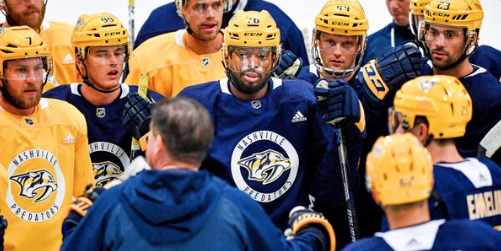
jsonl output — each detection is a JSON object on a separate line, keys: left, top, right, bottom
{"left": 121, "top": 93, "right": 154, "bottom": 140}
{"left": 360, "top": 42, "right": 421, "bottom": 105}
{"left": 0, "top": 214, "right": 7, "bottom": 250}
{"left": 288, "top": 206, "right": 336, "bottom": 251}
{"left": 62, "top": 181, "right": 121, "bottom": 236}
{"left": 314, "top": 79, "right": 362, "bottom": 126}
{"left": 273, "top": 50, "right": 302, "bottom": 79}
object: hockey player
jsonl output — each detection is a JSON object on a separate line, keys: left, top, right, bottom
{"left": 173, "top": 10, "right": 365, "bottom": 236}
{"left": 0, "top": 26, "right": 94, "bottom": 251}
{"left": 363, "top": 0, "right": 501, "bottom": 159}
{"left": 0, "top": 0, "right": 78, "bottom": 86}
{"left": 61, "top": 97, "right": 336, "bottom": 251}
{"left": 342, "top": 133, "right": 501, "bottom": 251}
{"left": 124, "top": 0, "right": 229, "bottom": 98}
{"left": 361, "top": 0, "right": 414, "bottom": 65}
{"left": 390, "top": 75, "right": 501, "bottom": 228}
{"left": 43, "top": 13, "right": 163, "bottom": 187}
{"left": 134, "top": 0, "right": 309, "bottom": 64}
{"left": 408, "top": 0, "right": 501, "bottom": 80}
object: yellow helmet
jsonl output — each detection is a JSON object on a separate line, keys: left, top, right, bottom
{"left": 424, "top": 0, "right": 483, "bottom": 32}
{"left": 224, "top": 10, "right": 280, "bottom": 48}
{"left": 409, "top": 0, "right": 431, "bottom": 36}
{"left": 0, "top": 26, "right": 52, "bottom": 78}
{"left": 393, "top": 75, "right": 472, "bottom": 139}
{"left": 366, "top": 133, "right": 434, "bottom": 206}
{"left": 312, "top": 0, "right": 368, "bottom": 80}
{"left": 72, "top": 13, "right": 129, "bottom": 60}
{"left": 410, "top": 0, "right": 432, "bottom": 15}
{"left": 223, "top": 10, "right": 281, "bottom": 74}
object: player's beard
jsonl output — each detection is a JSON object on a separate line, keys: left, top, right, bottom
{"left": 230, "top": 69, "right": 269, "bottom": 95}
{"left": 430, "top": 48, "right": 460, "bottom": 70}
{"left": 7, "top": 5, "right": 46, "bottom": 30}
{"left": 0, "top": 80, "right": 42, "bottom": 110}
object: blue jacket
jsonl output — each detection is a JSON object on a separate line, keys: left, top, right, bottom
{"left": 134, "top": 0, "right": 309, "bottom": 64}
{"left": 61, "top": 169, "right": 326, "bottom": 251}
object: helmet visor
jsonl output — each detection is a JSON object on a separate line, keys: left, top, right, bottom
{"left": 2, "top": 57, "right": 52, "bottom": 82}
{"left": 226, "top": 45, "right": 278, "bottom": 73}
{"left": 418, "top": 22, "right": 469, "bottom": 50}
{"left": 84, "top": 44, "right": 128, "bottom": 66}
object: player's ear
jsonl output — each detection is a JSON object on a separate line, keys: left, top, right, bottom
{"left": 412, "top": 122, "right": 429, "bottom": 145}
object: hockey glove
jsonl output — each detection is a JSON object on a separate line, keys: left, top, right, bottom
{"left": 273, "top": 50, "right": 303, "bottom": 79}
{"left": 0, "top": 214, "right": 6, "bottom": 251}
{"left": 314, "top": 79, "right": 364, "bottom": 130}
{"left": 360, "top": 42, "right": 422, "bottom": 106}
{"left": 122, "top": 92, "right": 154, "bottom": 140}
{"left": 288, "top": 206, "right": 336, "bottom": 251}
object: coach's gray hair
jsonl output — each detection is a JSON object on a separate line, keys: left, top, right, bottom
{"left": 151, "top": 97, "right": 214, "bottom": 165}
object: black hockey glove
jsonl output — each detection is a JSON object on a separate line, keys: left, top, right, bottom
{"left": 360, "top": 42, "right": 422, "bottom": 106}
{"left": 121, "top": 92, "right": 154, "bottom": 140}
{"left": 288, "top": 206, "right": 336, "bottom": 251}
{"left": 314, "top": 79, "right": 363, "bottom": 127}
{"left": 0, "top": 214, "right": 7, "bottom": 251}
{"left": 273, "top": 50, "right": 303, "bottom": 79}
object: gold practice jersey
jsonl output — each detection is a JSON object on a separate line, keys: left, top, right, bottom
{"left": 125, "top": 29, "right": 226, "bottom": 97}
{"left": 40, "top": 21, "right": 81, "bottom": 86}
{"left": 0, "top": 98, "right": 94, "bottom": 251}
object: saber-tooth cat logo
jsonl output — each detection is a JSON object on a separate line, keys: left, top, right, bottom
{"left": 7, "top": 149, "right": 65, "bottom": 222}
{"left": 231, "top": 130, "right": 299, "bottom": 203}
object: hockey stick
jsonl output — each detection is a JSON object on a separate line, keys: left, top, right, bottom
{"left": 316, "top": 80, "right": 359, "bottom": 243}
{"left": 128, "top": 0, "right": 135, "bottom": 44}
{"left": 478, "top": 119, "right": 501, "bottom": 158}
{"left": 129, "top": 74, "right": 148, "bottom": 160}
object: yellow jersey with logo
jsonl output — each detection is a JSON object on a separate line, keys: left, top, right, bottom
{"left": 40, "top": 21, "right": 81, "bottom": 86}
{"left": 0, "top": 98, "right": 94, "bottom": 251}
{"left": 125, "top": 29, "right": 226, "bottom": 97}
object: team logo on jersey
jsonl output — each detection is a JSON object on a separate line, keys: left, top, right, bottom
{"left": 6, "top": 149, "right": 65, "bottom": 222}
{"left": 238, "top": 149, "right": 291, "bottom": 185}
{"left": 62, "top": 53, "right": 75, "bottom": 65}
{"left": 96, "top": 107, "right": 106, "bottom": 118}
{"left": 251, "top": 100, "right": 261, "bottom": 109}
{"left": 25, "top": 117, "right": 34, "bottom": 126}
{"left": 93, "top": 161, "right": 123, "bottom": 187}
{"left": 231, "top": 130, "right": 299, "bottom": 203}
{"left": 201, "top": 57, "right": 210, "bottom": 66}
{"left": 10, "top": 170, "right": 58, "bottom": 202}
{"left": 89, "top": 141, "right": 130, "bottom": 186}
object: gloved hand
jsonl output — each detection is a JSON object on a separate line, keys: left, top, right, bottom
{"left": 121, "top": 92, "right": 154, "bottom": 140}
{"left": 62, "top": 181, "right": 121, "bottom": 236}
{"left": 273, "top": 50, "right": 303, "bottom": 79}
{"left": 0, "top": 214, "right": 7, "bottom": 251}
{"left": 314, "top": 79, "right": 361, "bottom": 125}
{"left": 288, "top": 206, "right": 336, "bottom": 251}
{"left": 360, "top": 42, "right": 422, "bottom": 105}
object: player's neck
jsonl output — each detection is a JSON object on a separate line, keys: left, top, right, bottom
{"left": 433, "top": 58, "right": 473, "bottom": 79}
{"left": 185, "top": 32, "right": 223, "bottom": 55}
{"left": 385, "top": 203, "right": 430, "bottom": 230}
{"left": 0, "top": 94, "right": 36, "bottom": 116}
{"left": 80, "top": 84, "right": 121, "bottom": 106}
{"left": 427, "top": 141, "right": 464, "bottom": 163}
{"left": 229, "top": 82, "right": 268, "bottom": 102}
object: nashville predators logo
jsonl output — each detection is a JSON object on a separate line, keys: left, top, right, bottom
{"left": 93, "top": 161, "right": 123, "bottom": 187}
{"left": 238, "top": 150, "right": 292, "bottom": 185}
{"left": 10, "top": 170, "right": 58, "bottom": 203}
{"left": 231, "top": 130, "right": 299, "bottom": 203}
